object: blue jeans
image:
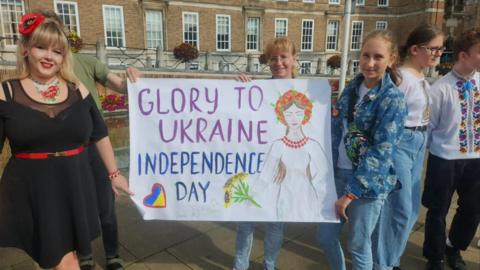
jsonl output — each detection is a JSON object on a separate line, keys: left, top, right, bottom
{"left": 316, "top": 167, "right": 349, "bottom": 270}
{"left": 373, "top": 129, "right": 427, "bottom": 269}
{"left": 348, "top": 197, "right": 385, "bottom": 270}
{"left": 233, "top": 222, "right": 284, "bottom": 270}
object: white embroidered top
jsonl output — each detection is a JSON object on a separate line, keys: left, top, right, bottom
{"left": 429, "top": 70, "right": 480, "bottom": 159}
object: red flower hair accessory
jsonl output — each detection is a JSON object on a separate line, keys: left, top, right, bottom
{"left": 18, "top": 13, "right": 45, "bottom": 36}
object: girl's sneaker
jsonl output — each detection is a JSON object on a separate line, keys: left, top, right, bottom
{"left": 106, "top": 256, "right": 124, "bottom": 270}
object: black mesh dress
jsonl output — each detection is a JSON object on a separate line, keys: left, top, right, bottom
{"left": 0, "top": 79, "right": 107, "bottom": 268}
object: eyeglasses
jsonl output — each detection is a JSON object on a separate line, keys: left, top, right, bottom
{"left": 419, "top": 46, "right": 446, "bottom": 55}
{"left": 268, "top": 55, "right": 291, "bottom": 63}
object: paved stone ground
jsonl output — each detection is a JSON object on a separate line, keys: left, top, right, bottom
{"left": 1, "top": 191, "right": 479, "bottom": 270}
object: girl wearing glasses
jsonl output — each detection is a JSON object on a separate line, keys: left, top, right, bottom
{"left": 373, "top": 24, "right": 444, "bottom": 270}
{"left": 233, "top": 38, "right": 295, "bottom": 270}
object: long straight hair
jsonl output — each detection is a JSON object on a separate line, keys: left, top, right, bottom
{"left": 361, "top": 30, "right": 401, "bottom": 86}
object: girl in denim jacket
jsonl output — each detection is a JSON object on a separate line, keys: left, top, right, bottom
{"left": 332, "top": 30, "right": 407, "bottom": 270}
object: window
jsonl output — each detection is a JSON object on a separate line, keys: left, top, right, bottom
{"left": 303, "top": 0, "right": 315, "bottom": 2}
{"left": 378, "top": 0, "right": 389, "bottom": 7}
{"left": 329, "top": 0, "right": 340, "bottom": 4}
{"left": 183, "top": 12, "right": 199, "bottom": 48}
{"left": 352, "top": 60, "right": 360, "bottom": 74}
{"left": 102, "top": 5, "right": 125, "bottom": 47}
{"left": 300, "top": 61, "right": 312, "bottom": 75}
{"left": 301, "top": 19, "right": 314, "bottom": 51}
{"left": 246, "top": 17, "right": 260, "bottom": 51}
{"left": 453, "top": 0, "right": 465, "bottom": 12}
{"left": 216, "top": 15, "right": 231, "bottom": 51}
{"left": 376, "top": 21, "right": 388, "bottom": 30}
{"left": 275, "top": 18, "right": 288, "bottom": 38}
{"left": 219, "top": 62, "right": 232, "bottom": 72}
{"left": 351, "top": 21, "right": 363, "bottom": 51}
{"left": 356, "top": 0, "right": 365, "bottom": 6}
{"left": 0, "top": 0, "right": 24, "bottom": 46}
{"left": 326, "top": 20, "right": 339, "bottom": 51}
{"left": 145, "top": 10, "right": 163, "bottom": 49}
{"left": 55, "top": 0, "right": 80, "bottom": 34}
{"left": 189, "top": 62, "right": 199, "bottom": 70}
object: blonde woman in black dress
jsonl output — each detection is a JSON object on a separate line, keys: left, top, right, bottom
{"left": 0, "top": 13, "right": 132, "bottom": 270}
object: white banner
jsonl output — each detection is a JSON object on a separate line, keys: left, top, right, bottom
{"left": 128, "top": 78, "right": 338, "bottom": 222}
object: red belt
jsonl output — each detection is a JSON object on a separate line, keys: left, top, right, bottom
{"left": 15, "top": 145, "right": 85, "bottom": 159}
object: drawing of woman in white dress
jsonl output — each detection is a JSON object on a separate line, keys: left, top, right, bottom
{"left": 252, "top": 90, "right": 333, "bottom": 222}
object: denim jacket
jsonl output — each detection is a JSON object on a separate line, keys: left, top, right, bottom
{"left": 332, "top": 73, "right": 407, "bottom": 199}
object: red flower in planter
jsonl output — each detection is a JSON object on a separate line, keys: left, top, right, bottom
{"left": 101, "top": 94, "right": 128, "bottom": 112}
{"left": 259, "top": 53, "right": 268, "bottom": 65}
{"left": 173, "top": 43, "right": 199, "bottom": 63}
{"left": 327, "top": 55, "right": 341, "bottom": 70}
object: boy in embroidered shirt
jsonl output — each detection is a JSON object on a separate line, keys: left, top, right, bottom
{"left": 422, "top": 27, "right": 480, "bottom": 270}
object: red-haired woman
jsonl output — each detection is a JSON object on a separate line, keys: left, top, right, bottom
{"left": 233, "top": 37, "right": 296, "bottom": 270}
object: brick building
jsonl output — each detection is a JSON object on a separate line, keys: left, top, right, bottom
{"left": 0, "top": 0, "right": 445, "bottom": 75}
{"left": 444, "top": 0, "right": 479, "bottom": 40}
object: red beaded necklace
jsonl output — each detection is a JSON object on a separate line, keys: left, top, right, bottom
{"left": 30, "top": 76, "right": 60, "bottom": 103}
{"left": 281, "top": 136, "right": 309, "bottom": 148}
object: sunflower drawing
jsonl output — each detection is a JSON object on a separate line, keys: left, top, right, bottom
{"left": 223, "top": 172, "right": 261, "bottom": 208}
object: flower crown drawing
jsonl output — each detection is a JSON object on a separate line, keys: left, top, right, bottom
{"left": 274, "top": 90, "right": 313, "bottom": 126}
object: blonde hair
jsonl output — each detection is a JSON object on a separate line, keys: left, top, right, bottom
{"left": 16, "top": 16, "right": 78, "bottom": 84}
{"left": 361, "top": 30, "right": 401, "bottom": 86}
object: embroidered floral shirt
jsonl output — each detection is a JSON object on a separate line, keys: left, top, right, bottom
{"left": 332, "top": 73, "right": 407, "bottom": 199}
{"left": 428, "top": 70, "right": 480, "bottom": 159}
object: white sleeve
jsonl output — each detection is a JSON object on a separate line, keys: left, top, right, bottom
{"left": 308, "top": 142, "right": 330, "bottom": 188}
{"left": 251, "top": 140, "right": 283, "bottom": 196}
{"left": 428, "top": 82, "right": 443, "bottom": 132}
{"left": 308, "top": 140, "right": 339, "bottom": 221}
